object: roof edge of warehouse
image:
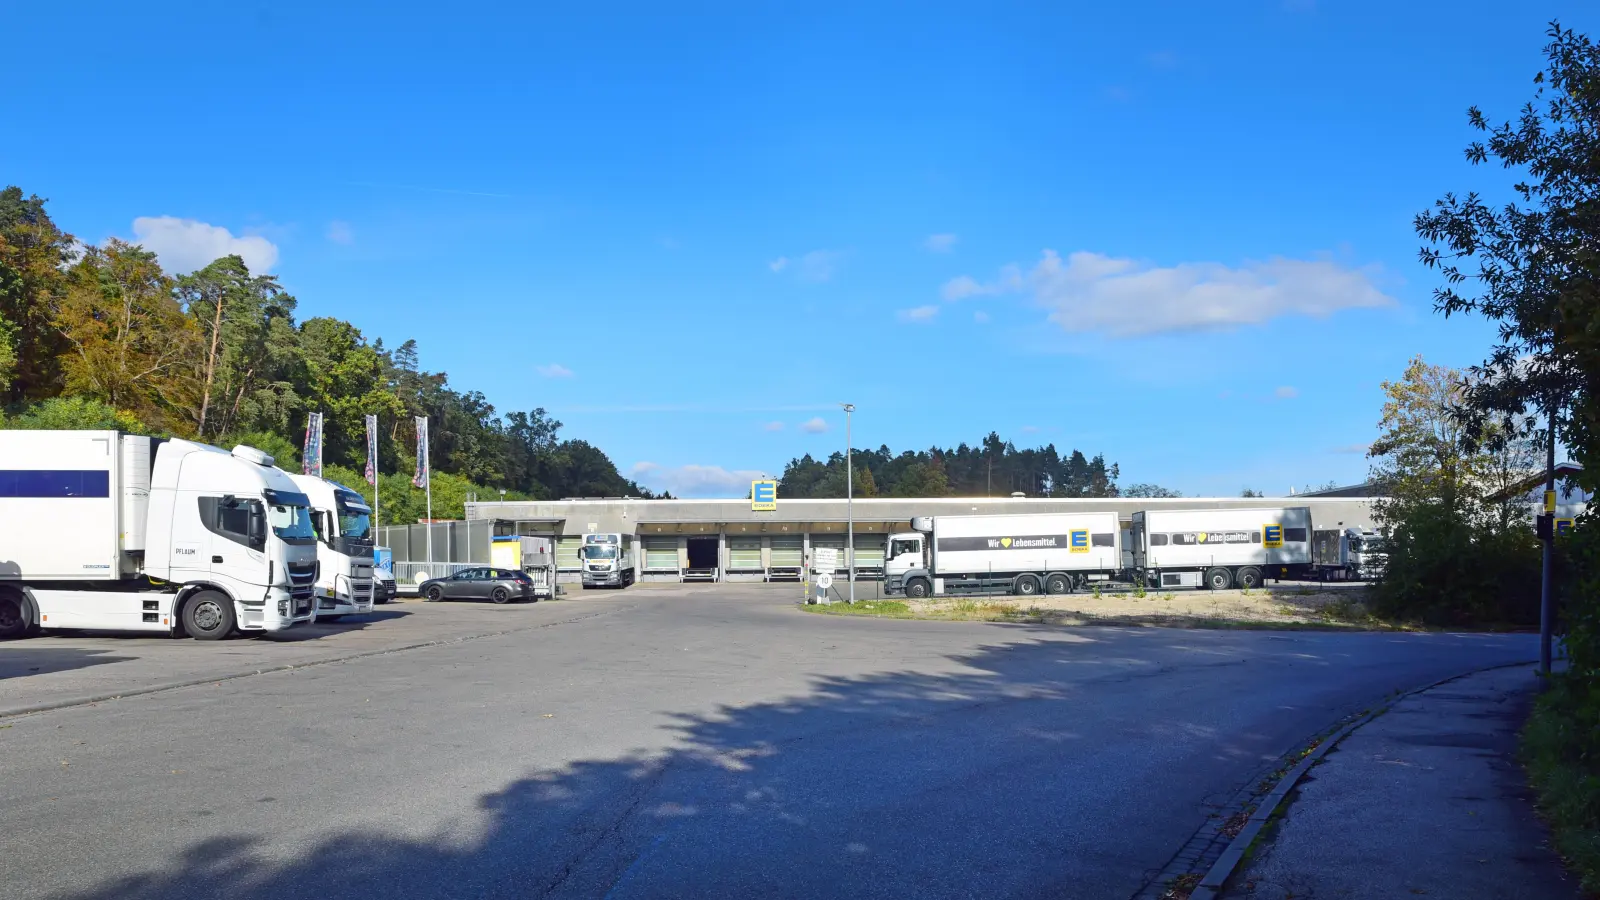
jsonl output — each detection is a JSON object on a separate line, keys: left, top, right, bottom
{"left": 542, "top": 494, "right": 1385, "bottom": 504}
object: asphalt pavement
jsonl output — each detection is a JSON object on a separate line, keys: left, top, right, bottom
{"left": 1224, "top": 664, "right": 1581, "bottom": 900}
{"left": 0, "top": 584, "right": 1539, "bottom": 899}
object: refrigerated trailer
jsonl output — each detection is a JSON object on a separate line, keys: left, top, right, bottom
{"left": 884, "top": 512, "right": 1122, "bottom": 598}
{"left": 1131, "top": 506, "right": 1330, "bottom": 590}
{"left": 0, "top": 430, "right": 321, "bottom": 640}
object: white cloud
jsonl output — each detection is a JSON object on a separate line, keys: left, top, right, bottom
{"left": 764, "top": 421, "right": 785, "bottom": 432}
{"left": 629, "top": 462, "right": 769, "bottom": 498}
{"left": 898, "top": 305, "right": 940, "bottom": 323}
{"left": 130, "top": 216, "right": 279, "bottom": 274}
{"left": 536, "top": 363, "right": 574, "bottom": 378}
{"left": 924, "top": 233, "right": 958, "bottom": 253}
{"left": 796, "top": 250, "right": 841, "bottom": 282}
{"left": 768, "top": 256, "right": 790, "bottom": 273}
{"left": 1331, "top": 442, "right": 1370, "bottom": 454}
{"left": 326, "top": 220, "right": 354, "bottom": 245}
{"left": 944, "top": 250, "right": 1392, "bottom": 337}
{"left": 1274, "top": 385, "right": 1299, "bottom": 399}
{"left": 973, "top": 310, "right": 991, "bottom": 324}
{"left": 801, "top": 416, "right": 830, "bottom": 434}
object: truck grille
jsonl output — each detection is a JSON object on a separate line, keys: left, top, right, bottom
{"left": 287, "top": 562, "right": 317, "bottom": 601}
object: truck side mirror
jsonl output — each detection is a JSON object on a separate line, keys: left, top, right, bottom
{"left": 249, "top": 505, "right": 267, "bottom": 552}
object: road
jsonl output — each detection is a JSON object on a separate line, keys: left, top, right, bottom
{"left": 0, "top": 584, "right": 1535, "bottom": 899}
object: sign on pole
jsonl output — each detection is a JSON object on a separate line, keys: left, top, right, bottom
{"left": 813, "top": 546, "right": 838, "bottom": 572}
{"left": 751, "top": 479, "right": 777, "bottom": 512}
{"left": 302, "top": 412, "right": 324, "bottom": 477}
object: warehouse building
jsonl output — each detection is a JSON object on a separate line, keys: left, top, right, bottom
{"left": 383, "top": 494, "right": 1383, "bottom": 584}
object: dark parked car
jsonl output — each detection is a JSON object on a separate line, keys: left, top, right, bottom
{"left": 418, "top": 567, "right": 536, "bottom": 604}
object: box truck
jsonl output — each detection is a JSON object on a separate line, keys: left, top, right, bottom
{"left": 884, "top": 512, "right": 1123, "bottom": 598}
{"left": 1130, "top": 506, "right": 1318, "bottom": 590}
{"left": 288, "top": 473, "right": 376, "bottom": 621}
{"left": 0, "top": 430, "right": 320, "bottom": 640}
{"left": 579, "top": 532, "right": 635, "bottom": 588}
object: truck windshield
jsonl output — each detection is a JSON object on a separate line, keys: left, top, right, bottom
{"left": 584, "top": 546, "right": 618, "bottom": 559}
{"left": 336, "top": 496, "right": 373, "bottom": 541}
{"left": 268, "top": 503, "right": 316, "bottom": 543}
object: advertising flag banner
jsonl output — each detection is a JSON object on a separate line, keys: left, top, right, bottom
{"left": 302, "top": 412, "right": 324, "bottom": 477}
{"left": 365, "top": 415, "right": 379, "bottom": 485}
{"left": 413, "top": 416, "right": 430, "bottom": 488}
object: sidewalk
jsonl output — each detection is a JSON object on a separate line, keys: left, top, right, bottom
{"left": 1225, "top": 665, "right": 1583, "bottom": 900}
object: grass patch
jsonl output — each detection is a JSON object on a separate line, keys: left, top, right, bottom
{"left": 804, "top": 599, "right": 912, "bottom": 617}
{"left": 1522, "top": 679, "right": 1600, "bottom": 894}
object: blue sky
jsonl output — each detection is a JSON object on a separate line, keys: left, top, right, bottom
{"left": 4, "top": 1, "right": 1591, "bottom": 497}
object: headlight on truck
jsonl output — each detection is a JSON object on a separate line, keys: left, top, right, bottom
{"left": 278, "top": 599, "right": 291, "bottom": 616}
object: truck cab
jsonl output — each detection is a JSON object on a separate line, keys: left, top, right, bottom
{"left": 288, "top": 474, "right": 376, "bottom": 620}
{"left": 579, "top": 533, "right": 635, "bottom": 588}
{"left": 882, "top": 531, "right": 927, "bottom": 596}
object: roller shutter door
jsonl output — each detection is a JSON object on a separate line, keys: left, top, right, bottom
{"left": 811, "top": 534, "right": 846, "bottom": 571}
{"left": 556, "top": 537, "right": 583, "bottom": 570}
{"left": 644, "top": 536, "right": 679, "bottom": 570}
{"left": 729, "top": 537, "right": 763, "bottom": 570}
{"left": 769, "top": 536, "right": 802, "bottom": 568}
{"left": 852, "top": 534, "right": 886, "bottom": 568}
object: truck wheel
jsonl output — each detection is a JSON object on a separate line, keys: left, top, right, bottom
{"left": 1236, "top": 567, "right": 1262, "bottom": 590}
{"left": 0, "top": 591, "right": 28, "bottom": 640}
{"left": 491, "top": 586, "right": 511, "bottom": 604}
{"left": 905, "top": 578, "right": 932, "bottom": 599}
{"left": 426, "top": 585, "right": 445, "bottom": 602}
{"left": 1045, "top": 574, "right": 1070, "bottom": 595}
{"left": 1205, "top": 568, "right": 1233, "bottom": 591}
{"left": 183, "top": 590, "right": 236, "bottom": 641}
{"left": 1014, "top": 575, "right": 1041, "bottom": 596}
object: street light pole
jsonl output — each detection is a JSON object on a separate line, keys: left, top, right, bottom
{"left": 1540, "top": 400, "right": 1557, "bottom": 676}
{"left": 842, "top": 402, "right": 855, "bottom": 604}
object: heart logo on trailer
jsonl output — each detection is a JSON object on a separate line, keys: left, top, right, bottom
{"left": 1000, "top": 538, "right": 1013, "bottom": 548}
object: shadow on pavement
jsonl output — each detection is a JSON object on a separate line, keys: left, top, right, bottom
{"left": 0, "top": 646, "right": 137, "bottom": 679}
{"left": 258, "top": 609, "right": 413, "bottom": 642}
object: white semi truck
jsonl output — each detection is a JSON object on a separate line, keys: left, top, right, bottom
{"left": 0, "top": 430, "right": 320, "bottom": 640}
{"left": 884, "top": 512, "right": 1124, "bottom": 598}
{"left": 579, "top": 532, "right": 635, "bottom": 588}
{"left": 288, "top": 473, "right": 376, "bottom": 621}
{"left": 1130, "top": 507, "right": 1380, "bottom": 589}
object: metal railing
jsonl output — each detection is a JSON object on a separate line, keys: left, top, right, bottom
{"left": 392, "top": 561, "right": 479, "bottom": 593}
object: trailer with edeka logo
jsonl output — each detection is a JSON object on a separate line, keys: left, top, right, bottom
{"left": 1130, "top": 506, "right": 1318, "bottom": 591}
{"left": 883, "top": 512, "right": 1122, "bottom": 598}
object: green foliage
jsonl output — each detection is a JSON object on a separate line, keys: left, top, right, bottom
{"left": 780, "top": 432, "right": 1119, "bottom": 499}
{"left": 1372, "top": 497, "right": 1541, "bottom": 625}
{"left": 3, "top": 396, "right": 153, "bottom": 434}
{"left": 1125, "top": 483, "right": 1181, "bottom": 498}
{"left": 1523, "top": 676, "right": 1600, "bottom": 894}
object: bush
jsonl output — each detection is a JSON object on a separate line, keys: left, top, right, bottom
{"left": 2, "top": 396, "right": 154, "bottom": 434}
{"left": 1371, "top": 498, "right": 1541, "bottom": 627}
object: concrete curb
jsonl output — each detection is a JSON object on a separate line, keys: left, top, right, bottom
{"left": 0, "top": 607, "right": 623, "bottom": 721}
{"left": 1187, "top": 658, "right": 1539, "bottom": 900}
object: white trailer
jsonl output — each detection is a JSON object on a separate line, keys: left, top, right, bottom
{"left": 1131, "top": 506, "right": 1316, "bottom": 590}
{"left": 288, "top": 474, "right": 376, "bottom": 621}
{"left": 579, "top": 532, "right": 636, "bottom": 588}
{"left": 0, "top": 430, "right": 320, "bottom": 640}
{"left": 884, "top": 512, "right": 1122, "bottom": 598}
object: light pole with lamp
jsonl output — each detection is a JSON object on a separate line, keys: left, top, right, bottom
{"left": 841, "top": 402, "right": 855, "bottom": 604}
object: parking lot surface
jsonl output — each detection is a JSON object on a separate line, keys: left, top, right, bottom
{"left": 0, "top": 583, "right": 1535, "bottom": 899}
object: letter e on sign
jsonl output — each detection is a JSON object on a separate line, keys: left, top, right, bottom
{"left": 1070, "top": 530, "right": 1089, "bottom": 553}
{"left": 1263, "top": 524, "right": 1283, "bottom": 548}
{"left": 751, "top": 480, "right": 778, "bottom": 512}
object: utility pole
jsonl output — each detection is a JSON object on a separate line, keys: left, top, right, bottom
{"left": 1540, "top": 400, "right": 1557, "bottom": 676}
{"left": 842, "top": 403, "right": 855, "bottom": 604}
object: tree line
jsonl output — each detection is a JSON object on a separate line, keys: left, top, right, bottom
{"left": 777, "top": 433, "right": 1121, "bottom": 498}
{"left": 0, "top": 187, "right": 662, "bottom": 519}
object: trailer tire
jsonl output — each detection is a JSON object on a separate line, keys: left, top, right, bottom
{"left": 1014, "top": 575, "right": 1041, "bottom": 597}
{"left": 1205, "top": 567, "right": 1233, "bottom": 591}
{"left": 0, "top": 589, "right": 29, "bottom": 640}
{"left": 1045, "top": 574, "right": 1070, "bottom": 595}
{"left": 905, "top": 578, "right": 932, "bottom": 599}
{"left": 183, "top": 590, "right": 236, "bottom": 641}
{"left": 1236, "top": 567, "right": 1262, "bottom": 590}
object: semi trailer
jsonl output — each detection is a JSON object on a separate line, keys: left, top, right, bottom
{"left": 579, "top": 532, "right": 636, "bottom": 588}
{"left": 884, "top": 512, "right": 1123, "bottom": 598}
{"left": 288, "top": 473, "right": 377, "bottom": 621}
{"left": 1130, "top": 507, "right": 1377, "bottom": 589}
{"left": 0, "top": 430, "right": 320, "bottom": 640}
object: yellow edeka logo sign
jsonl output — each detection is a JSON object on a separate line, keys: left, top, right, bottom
{"left": 1263, "top": 524, "right": 1284, "bottom": 548}
{"left": 751, "top": 480, "right": 778, "bottom": 512}
{"left": 1069, "top": 530, "right": 1089, "bottom": 553}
